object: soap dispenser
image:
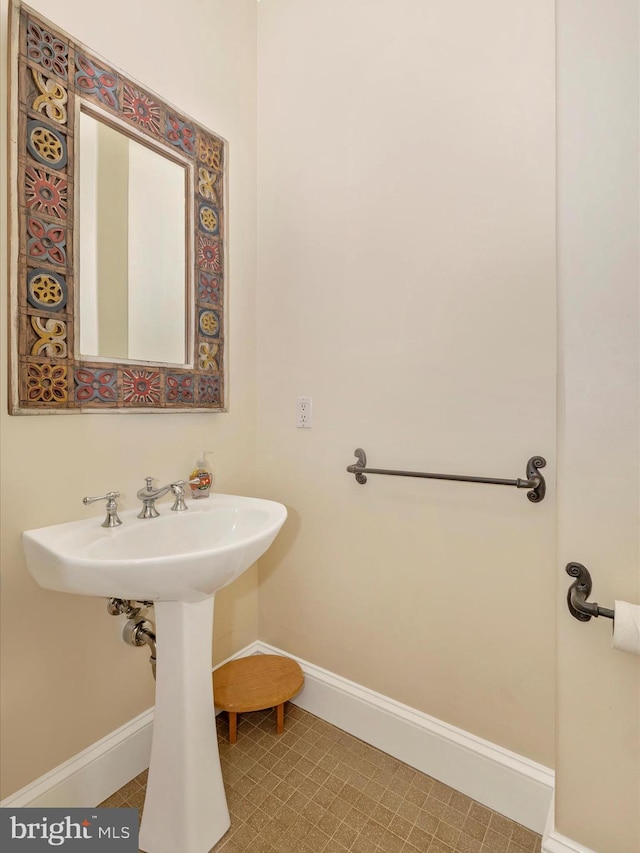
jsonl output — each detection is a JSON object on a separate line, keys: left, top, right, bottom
{"left": 189, "top": 451, "right": 213, "bottom": 499}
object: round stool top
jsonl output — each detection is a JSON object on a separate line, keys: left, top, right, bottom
{"left": 213, "top": 654, "right": 304, "bottom": 713}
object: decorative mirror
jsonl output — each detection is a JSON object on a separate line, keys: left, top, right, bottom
{"left": 7, "top": 1, "right": 227, "bottom": 413}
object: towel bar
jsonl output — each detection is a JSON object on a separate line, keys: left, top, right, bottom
{"left": 346, "top": 448, "right": 546, "bottom": 503}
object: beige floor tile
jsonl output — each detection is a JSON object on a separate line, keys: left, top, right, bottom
{"left": 102, "top": 706, "right": 542, "bottom": 853}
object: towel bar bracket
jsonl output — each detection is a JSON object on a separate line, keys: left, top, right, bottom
{"left": 351, "top": 448, "right": 368, "bottom": 484}
{"left": 346, "top": 449, "right": 546, "bottom": 503}
{"left": 566, "top": 563, "right": 615, "bottom": 621}
{"left": 524, "top": 456, "right": 546, "bottom": 503}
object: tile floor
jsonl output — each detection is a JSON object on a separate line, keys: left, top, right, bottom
{"left": 100, "top": 705, "right": 542, "bottom": 853}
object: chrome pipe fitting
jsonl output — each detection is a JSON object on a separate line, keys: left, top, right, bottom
{"left": 107, "top": 599, "right": 157, "bottom": 680}
{"left": 123, "top": 618, "right": 157, "bottom": 682}
{"left": 106, "top": 597, "right": 152, "bottom": 621}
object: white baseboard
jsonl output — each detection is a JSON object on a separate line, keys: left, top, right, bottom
{"left": 1, "top": 639, "right": 556, "bottom": 838}
{"left": 0, "top": 642, "right": 259, "bottom": 810}
{"left": 543, "top": 831, "right": 597, "bottom": 853}
{"left": 539, "top": 795, "right": 598, "bottom": 853}
{"left": 254, "top": 641, "right": 554, "bottom": 835}
{"left": 0, "top": 707, "right": 154, "bottom": 809}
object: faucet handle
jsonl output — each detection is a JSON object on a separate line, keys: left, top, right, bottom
{"left": 170, "top": 480, "right": 188, "bottom": 512}
{"left": 143, "top": 476, "right": 155, "bottom": 492}
{"left": 83, "top": 490, "right": 120, "bottom": 505}
{"left": 82, "top": 491, "right": 123, "bottom": 528}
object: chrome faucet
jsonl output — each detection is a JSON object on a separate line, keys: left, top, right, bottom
{"left": 83, "top": 491, "right": 123, "bottom": 527}
{"left": 137, "top": 477, "right": 188, "bottom": 519}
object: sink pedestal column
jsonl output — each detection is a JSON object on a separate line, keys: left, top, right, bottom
{"left": 139, "top": 597, "right": 230, "bottom": 853}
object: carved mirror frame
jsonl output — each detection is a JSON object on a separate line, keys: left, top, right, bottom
{"left": 7, "top": 1, "right": 227, "bottom": 414}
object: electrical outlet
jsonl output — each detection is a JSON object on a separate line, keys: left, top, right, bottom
{"left": 296, "top": 396, "right": 312, "bottom": 428}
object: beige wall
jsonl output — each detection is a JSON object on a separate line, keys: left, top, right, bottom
{"left": 0, "top": 0, "right": 259, "bottom": 799}
{"left": 256, "top": 0, "right": 557, "bottom": 767}
{"left": 556, "top": 1, "right": 640, "bottom": 850}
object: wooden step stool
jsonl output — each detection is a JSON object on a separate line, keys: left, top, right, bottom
{"left": 213, "top": 654, "right": 304, "bottom": 744}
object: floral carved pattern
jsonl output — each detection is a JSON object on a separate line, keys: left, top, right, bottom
{"left": 165, "top": 115, "right": 195, "bottom": 155}
{"left": 123, "top": 369, "right": 161, "bottom": 405}
{"left": 26, "top": 21, "right": 68, "bottom": 79}
{"left": 198, "top": 272, "right": 220, "bottom": 305}
{"left": 27, "top": 120, "right": 68, "bottom": 169}
{"left": 74, "top": 368, "right": 118, "bottom": 403}
{"left": 166, "top": 374, "right": 194, "bottom": 404}
{"left": 199, "top": 309, "right": 219, "bottom": 338}
{"left": 198, "top": 136, "right": 222, "bottom": 171}
{"left": 27, "top": 218, "right": 67, "bottom": 266}
{"left": 199, "top": 204, "right": 219, "bottom": 235}
{"left": 198, "top": 375, "right": 220, "bottom": 405}
{"left": 75, "top": 54, "right": 118, "bottom": 109}
{"left": 27, "top": 269, "right": 67, "bottom": 312}
{"left": 122, "top": 84, "right": 161, "bottom": 135}
{"left": 25, "top": 167, "right": 68, "bottom": 219}
{"left": 25, "top": 362, "right": 67, "bottom": 403}
{"left": 197, "top": 237, "right": 221, "bottom": 272}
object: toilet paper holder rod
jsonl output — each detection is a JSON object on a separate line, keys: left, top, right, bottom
{"left": 566, "top": 563, "right": 615, "bottom": 621}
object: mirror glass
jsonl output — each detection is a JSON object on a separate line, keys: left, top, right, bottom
{"left": 78, "top": 111, "right": 188, "bottom": 364}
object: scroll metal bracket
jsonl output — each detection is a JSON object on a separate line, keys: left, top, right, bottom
{"left": 351, "top": 448, "right": 368, "bottom": 484}
{"left": 524, "top": 456, "right": 546, "bottom": 503}
{"left": 566, "top": 562, "right": 615, "bottom": 622}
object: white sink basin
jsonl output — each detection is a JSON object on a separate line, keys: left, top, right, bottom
{"left": 23, "top": 493, "right": 287, "bottom": 602}
{"left": 22, "top": 493, "right": 287, "bottom": 853}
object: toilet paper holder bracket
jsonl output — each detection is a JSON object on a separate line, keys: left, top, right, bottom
{"left": 566, "top": 563, "right": 615, "bottom": 622}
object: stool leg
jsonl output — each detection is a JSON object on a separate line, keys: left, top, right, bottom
{"left": 228, "top": 711, "right": 237, "bottom": 744}
{"left": 276, "top": 702, "right": 285, "bottom": 735}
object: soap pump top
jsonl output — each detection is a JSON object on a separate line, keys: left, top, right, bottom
{"left": 189, "top": 451, "right": 213, "bottom": 499}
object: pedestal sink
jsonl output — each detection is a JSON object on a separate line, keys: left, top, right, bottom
{"left": 22, "top": 494, "right": 287, "bottom": 853}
